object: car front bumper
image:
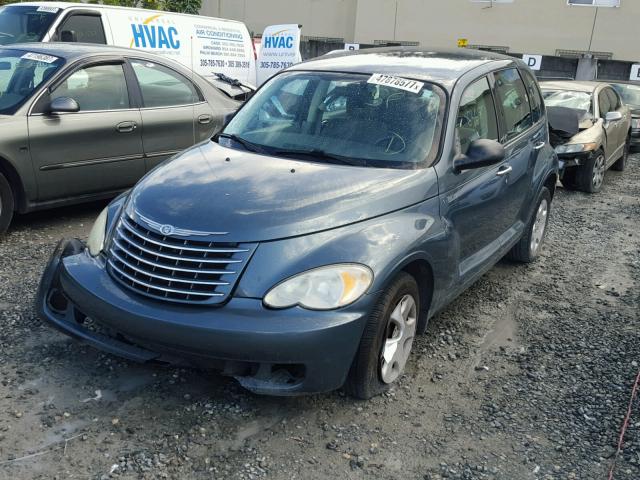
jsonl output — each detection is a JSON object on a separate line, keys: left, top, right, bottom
{"left": 36, "top": 239, "right": 373, "bottom": 396}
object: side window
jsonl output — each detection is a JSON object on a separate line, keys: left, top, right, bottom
{"left": 521, "top": 69, "right": 544, "bottom": 124}
{"left": 493, "top": 68, "right": 533, "bottom": 141}
{"left": 598, "top": 90, "right": 612, "bottom": 118}
{"left": 131, "top": 61, "right": 201, "bottom": 108}
{"left": 456, "top": 77, "right": 499, "bottom": 154}
{"left": 605, "top": 88, "right": 621, "bottom": 111}
{"left": 51, "top": 64, "right": 129, "bottom": 111}
{"left": 57, "top": 14, "right": 106, "bottom": 44}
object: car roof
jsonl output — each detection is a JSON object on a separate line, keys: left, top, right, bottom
{"left": 539, "top": 80, "right": 603, "bottom": 93}
{"left": 2, "top": 42, "right": 171, "bottom": 62}
{"left": 289, "top": 47, "right": 520, "bottom": 90}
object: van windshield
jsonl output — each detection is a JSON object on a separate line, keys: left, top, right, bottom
{"left": 0, "top": 49, "right": 64, "bottom": 115}
{"left": 0, "top": 5, "right": 59, "bottom": 45}
{"left": 221, "top": 71, "right": 445, "bottom": 169}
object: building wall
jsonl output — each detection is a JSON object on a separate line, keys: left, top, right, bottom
{"left": 199, "top": 0, "right": 640, "bottom": 62}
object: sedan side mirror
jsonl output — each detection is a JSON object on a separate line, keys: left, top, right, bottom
{"left": 49, "top": 97, "right": 80, "bottom": 114}
{"left": 453, "top": 139, "right": 505, "bottom": 173}
{"left": 605, "top": 111, "right": 623, "bottom": 123}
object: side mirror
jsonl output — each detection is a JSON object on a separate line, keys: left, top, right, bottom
{"left": 453, "top": 139, "right": 505, "bottom": 173}
{"left": 60, "top": 30, "right": 77, "bottom": 42}
{"left": 49, "top": 97, "right": 80, "bottom": 114}
{"left": 605, "top": 111, "right": 623, "bottom": 123}
{"left": 0, "top": 62, "right": 10, "bottom": 71}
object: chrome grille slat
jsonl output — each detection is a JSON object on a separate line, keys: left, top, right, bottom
{"left": 107, "top": 214, "right": 255, "bottom": 304}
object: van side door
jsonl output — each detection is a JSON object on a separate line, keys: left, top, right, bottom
{"left": 127, "top": 59, "right": 217, "bottom": 171}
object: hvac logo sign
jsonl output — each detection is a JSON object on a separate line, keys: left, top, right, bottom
{"left": 262, "top": 28, "right": 296, "bottom": 49}
{"left": 130, "top": 15, "right": 180, "bottom": 50}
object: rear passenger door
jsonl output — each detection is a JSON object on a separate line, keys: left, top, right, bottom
{"left": 603, "top": 86, "right": 626, "bottom": 164}
{"left": 128, "top": 59, "right": 216, "bottom": 171}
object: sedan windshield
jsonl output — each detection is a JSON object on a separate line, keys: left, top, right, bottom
{"left": 222, "top": 71, "right": 445, "bottom": 168}
{"left": 542, "top": 89, "right": 592, "bottom": 113}
{"left": 0, "top": 49, "right": 64, "bottom": 115}
{"left": 611, "top": 83, "right": 640, "bottom": 109}
{"left": 0, "top": 5, "right": 59, "bottom": 45}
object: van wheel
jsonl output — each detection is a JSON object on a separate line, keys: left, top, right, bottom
{"left": 345, "top": 272, "right": 420, "bottom": 399}
{"left": 575, "top": 150, "right": 606, "bottom": 193}
{"left": 611, "top": 135, "right": 630, "bottom": 172}
{"left": 0, "top": 172, "right": 14, "bottom": 235}
{"left": 507, "top": 187, "right": 551, "bottom": 263}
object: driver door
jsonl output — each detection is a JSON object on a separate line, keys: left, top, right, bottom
{"left": 28, "top": 61, "right": 144, "bottom": 201}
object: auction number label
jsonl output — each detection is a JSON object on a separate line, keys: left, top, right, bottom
{"left": 367, "top": 73, "right": 424, "bottom": 94}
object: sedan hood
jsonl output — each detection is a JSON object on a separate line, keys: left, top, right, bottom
{"left": 126, "top": 141, "right": 436, "bottom": 242}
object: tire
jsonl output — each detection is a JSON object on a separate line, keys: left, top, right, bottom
{"left": 507, "top": 186, "right": 551, "bottom": 263}
{"left": 561, "top": 168, "right": 579, "bottom": 190}
{"left": 344, "top": 272, "right": 420, "bottom": 399}
{"left": 611, "top": 134, "right": 630, "bottom": 172}
{"left": 575, "top": 150, "right": 606, "bottom": 193}
{"left": 0, "top": 172, "right": 14, "bottom": 236}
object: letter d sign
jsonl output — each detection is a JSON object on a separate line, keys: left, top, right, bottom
{"left": 630, "top": 64, "right": 640, "bottom": 81}
{"left": 523, "top": 54, "right": 542, "bottom": 71}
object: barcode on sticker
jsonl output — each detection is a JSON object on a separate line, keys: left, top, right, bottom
{"left": 367, "top": 74, "right": 424, "bottom": 94}
{"left": 21, "top": 52, "right": 59, "bottom": 64}
{"left": 37, "top": 6, "right": 59, "bottom": 13}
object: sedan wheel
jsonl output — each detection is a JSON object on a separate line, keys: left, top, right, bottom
{"left": 0, "top": 172, "right": 14, "bottom": 235}
{"left": 591, "top": 154, "right": 606, "bottom": 191}
{"left": 380, "top": 294, "right": 417, "bottom": 384}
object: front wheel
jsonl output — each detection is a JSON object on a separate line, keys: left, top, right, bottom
{"left": 507, "top": 187, "right": 551, "bottom": 263}
{"left": 0, "top": 172, "right": 14, "bottom": 235}
{"left": 575, "top": 150, "right": 606, "bottom": 193}
{"left": 345, "top": 272, "right": 420, "bottom": 399}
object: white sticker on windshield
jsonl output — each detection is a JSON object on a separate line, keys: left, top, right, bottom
{"left": 21, "top": 52, "right": 59, "bottom": 64}
{"left": 37, "top": 5, "right": 59, "bottom": 13}
{"left": 367, "top": 73, "right": 424, "bottom": 94}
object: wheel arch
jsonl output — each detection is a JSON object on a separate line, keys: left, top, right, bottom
{"left": 0, "top": 156, "right": 26, "bottom": 213}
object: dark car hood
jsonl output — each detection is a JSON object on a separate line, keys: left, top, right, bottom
{"left": 126, "top": 141, "right": 437, "bottom": 243}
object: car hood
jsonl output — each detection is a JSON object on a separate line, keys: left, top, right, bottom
{"left": 564, "top": 118, "right": 604, "bottom": 145}
{"left": 126, "top": 141, "right": 437, "bottom": 243}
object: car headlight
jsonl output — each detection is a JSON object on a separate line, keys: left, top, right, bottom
{"left": 632, "top": 118, "right": 640, "bottom": 129}
{"left": 86, "top": 207, "right": 108, "bottom": 257}
{"left": 263, "top": 264, "right": 373, "bottom": 310}
{"left": 554, "top": 142, "right": 598, "bottom": 155}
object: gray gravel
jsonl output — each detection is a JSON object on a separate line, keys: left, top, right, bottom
{"left": 0, "top": 155, "right": 638, "bottom": 480}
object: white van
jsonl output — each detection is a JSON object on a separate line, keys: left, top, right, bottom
{"left": 0, "top": 2, "right": 257, "bottom": 86}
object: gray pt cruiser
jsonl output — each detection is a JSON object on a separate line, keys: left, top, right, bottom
{"left": 37, "top": 48, "right": 559, "bottom": 398}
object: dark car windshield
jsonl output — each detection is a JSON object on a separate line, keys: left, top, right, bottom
{"left": 0, "top": 49, "right": 64, "bottom": 115}
{"left": 221, "top": 71, "right": 445, "bottom": 168}
{"left": 542, "top": 89, "right": 592, "bottom": 113}
{"left": 0, "top": 5, "right": 59, "bottom": 45}
{"left": 611, "top": 83, "right": 640, "bottom": 109}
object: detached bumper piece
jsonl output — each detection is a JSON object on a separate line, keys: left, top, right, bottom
{"left": 36, "top": 239, "right": 368, "bottom": 395}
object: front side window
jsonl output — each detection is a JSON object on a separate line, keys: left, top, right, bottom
{"left": 56, "top": 14, "right": 106, "bottom": 44}
{"left": 223, "top": 71, "right": 445, "bottom": 169}
{"left": 604, "top": 87, "right": 620, "bottom": 111}
{"left": 51, "top": 64, "right": 129, "bottom": 111}
{"left": 493, "top": 68, "right": 533, "bottom": 141}
{"left": 0, "top": 6, "right": 58, "bottom": 46}
{"left": 0, "top": 49, "right": 64, "bottom": 114}
{"left": 598, "top": 89, "right": 612, "bottom": 117}
{"left": 456, "top": 76, "right": 499, "bottom": 154}
{"left": 131, "top": 60, "right": 200, "bottom": 108}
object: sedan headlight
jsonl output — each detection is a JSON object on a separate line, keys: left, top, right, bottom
{"left": 86, "top": 207, "right": 108, "bottom": 257}
{"left": 263, "top": 264, "right": 373, "bottom": 310}
{"left": 554, "top": 142, "right": 598, "bottom": 155}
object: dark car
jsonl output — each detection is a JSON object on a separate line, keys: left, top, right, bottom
{"left": 540, "top": 81, "right": 631, "bottom": 193}
{"left": 37, "top": 47, "right": 559, "bottom": 398}
{"left": 610, "top": 81, "right": 640, "bottom": 150}
{"left": 0, "top": 43, "right": 240, "bottom": 234}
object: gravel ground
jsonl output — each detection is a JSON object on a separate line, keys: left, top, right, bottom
{"left": 0, "top": 155, "right": 638, "bottom": 480}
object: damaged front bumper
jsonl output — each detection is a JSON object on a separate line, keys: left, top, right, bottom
{"left": 557, "top": 150, "right": 593, "bottom": 172}
{"left": 36, "top": 239, "right": 371, "bottom": 396}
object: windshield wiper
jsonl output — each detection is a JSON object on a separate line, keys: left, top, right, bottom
{"left": 273, "top": 148, "right": 362, "bottom": 166}
{"left": 216, "top": 133, "right": 270, "bottom": 154}
{"left": 215, "top": 72, "right": 254, "bottom": 91}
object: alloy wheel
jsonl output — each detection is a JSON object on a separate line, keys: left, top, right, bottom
{"left": 592, "top": 154, "right": 606, "bottom": 190}
{"left": 530, "top": 198, "right": 548, "bottom": 257}
{"left": 380, "top": 294, "right": 417, "bottom": 384}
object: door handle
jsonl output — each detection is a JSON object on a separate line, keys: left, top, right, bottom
{"left": 198, "top": 114, "right": 213, "bottom": 125}
{"left": 116, "top": 121, "right": 137, "bottom": 133}
{"left": 496, "top": 165, "right": 513, "bottom": 176}
{"left": 533, "top": 141, "right": 546, "bottom": 150}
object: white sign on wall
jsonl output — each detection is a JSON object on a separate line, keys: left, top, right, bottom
{"left": 630, "top": 64, "right": 640, "bottom": 81}
{"left": 256, "top": 24, "right": 302, "bottom": 86}
{"left": 344, "top": 43, "right": 360, "bottom": 51}
{"left": 523, "top": 54, "right": 543, "bottom": 71}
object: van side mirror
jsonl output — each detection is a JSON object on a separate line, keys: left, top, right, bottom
{"left": 605, "top": 111, "right": 623, "bottom": 123}
{"left": 453, "top": 139, "right": 505, "bottom": 173}
{"left": 60, "top": 30, "right": 77, "bottom": 42}
{"left": 49, "top": 97, "right": 80, "bottom": 114}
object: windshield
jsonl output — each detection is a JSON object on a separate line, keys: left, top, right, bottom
{"left": 0, "top": 49, "right": 64, "bottom": 115}
{"left": 0, "top": 5, "right": 59, "bottom": 45}
{"left": 611, "top": 83, "right": 640, "bottom": 109}
{"left": 542, "top": 89, "right": 592, "bottom": 113}
{"left": 222, "top": 71, "right": 445, "bottom": 168}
